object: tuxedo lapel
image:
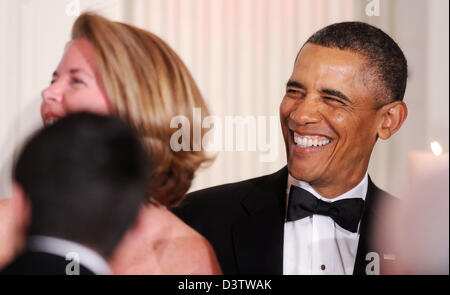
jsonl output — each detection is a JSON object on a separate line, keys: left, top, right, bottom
{"left": 231, "top": 167, "right": 288, "bottom": 274}
{"left": 353, "top": 177, "right": 376, "bottom": 275}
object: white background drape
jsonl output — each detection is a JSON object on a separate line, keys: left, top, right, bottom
{"left": 0, "top": 0, "right": 448, "bottom": 199}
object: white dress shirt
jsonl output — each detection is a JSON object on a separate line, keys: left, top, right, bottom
{"left": 27, "top": 235, "right": 112, "bottom": 275}
{"left": 283, "top": 173, "right": 368, "bottom": 275}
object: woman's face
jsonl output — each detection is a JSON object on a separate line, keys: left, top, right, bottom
{"left": 41, "top": 38, "right": 111, "bottom": 125}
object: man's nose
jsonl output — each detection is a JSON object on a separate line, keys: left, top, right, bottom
{"left": 290, "top": 96, "right": 322, "bottom": 125}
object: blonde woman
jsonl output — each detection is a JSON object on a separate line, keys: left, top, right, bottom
{"left": 0, "top": 12, "right": 221, "bottom": 274}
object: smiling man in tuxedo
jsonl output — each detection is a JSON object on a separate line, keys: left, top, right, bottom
{"left": 173, "top": 21, "right": 408, "bottom": 275}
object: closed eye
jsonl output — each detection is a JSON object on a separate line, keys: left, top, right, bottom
{"left": 71, "top": 78, "right": 85, "bottom": 85}
{"left": 50, "top": 71, "right": 58, "bottom": 85}
{"left": 286, "top": 88, "right": 305, "bottom": 97}
{"left": 323, "top": 96, "right": 345, "bottom": 105}
{"left": 50, "top": 76, "right": 58, "bottom": 85}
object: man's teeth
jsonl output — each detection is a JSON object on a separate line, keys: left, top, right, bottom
{"left": 293, "top": 133, "right": 330, "bottom": 148}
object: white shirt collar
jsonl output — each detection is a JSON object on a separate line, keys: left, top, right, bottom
{"left": 27, "top": 235, "right": 112, "bottom": 275}
{"left": 286, "top": 172, "right": 369, "bottom": 202}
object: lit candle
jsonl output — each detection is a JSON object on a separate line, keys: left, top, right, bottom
{"left": 408, "top": 141, "right": 449, "bottom": 185}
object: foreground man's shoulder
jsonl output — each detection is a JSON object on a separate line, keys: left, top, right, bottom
{"left": 182, "top": 166, "right": 288, "bottom": 204}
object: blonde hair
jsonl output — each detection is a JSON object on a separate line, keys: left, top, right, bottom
{"left": 72, "top": 12, "right": 212, "bottom": 207}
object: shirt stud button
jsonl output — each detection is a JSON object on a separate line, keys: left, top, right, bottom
{"left": 321, "top": 264, "right": 326, "bottom": 271}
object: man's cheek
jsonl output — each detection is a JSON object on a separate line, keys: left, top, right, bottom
{"left": 280, "top": 98, "right": 295, "bottom": 114}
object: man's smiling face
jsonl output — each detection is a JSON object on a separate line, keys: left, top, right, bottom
{"left": 280, "top": 43, "right": 384, "bottom": 198}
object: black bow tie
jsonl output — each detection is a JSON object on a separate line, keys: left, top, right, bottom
{"left": 286, "top": 185, "right": 365, "bottom": 233}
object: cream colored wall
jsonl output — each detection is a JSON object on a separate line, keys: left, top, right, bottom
{"left": 366, "top": 0, "right": 449, "bottom": 196}
{"left": 126, "top": 0, "right": 363, "bottom": 193}
{"left": 0, "top": 0, "right": 448, "bottom": 199}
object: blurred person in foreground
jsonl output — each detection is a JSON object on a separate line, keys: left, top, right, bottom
{"left": 174, "top": 21, "right": 409, "bottom": 275}
{"left": 374, "top": 165, "right": 449, "bottom": 275}
{"left": 0, "top": 12, "right": 221, "bottom": 274}
{"left": 0, "top": 113, "right": 149, "bottom": 275}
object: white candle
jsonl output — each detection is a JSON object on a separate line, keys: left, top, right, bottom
{"left": 408, "top": 141, "right": 449, "bottom": 185}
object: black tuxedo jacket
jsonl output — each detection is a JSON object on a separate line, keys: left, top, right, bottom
{"left": 0, "top": 251, "right": 95, "bottom": 275}
{"left": 173, "top": 166, "right": 398, "bottom": 275}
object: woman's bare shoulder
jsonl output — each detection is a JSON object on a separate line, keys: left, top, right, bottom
{"left": 144, "top": 205, "right": 222, "bottom": 274}
{"left": 110, "top": 204, "right": 222, "bottom": 275}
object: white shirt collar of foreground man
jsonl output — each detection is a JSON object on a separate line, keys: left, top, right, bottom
{"left": 27, "top": 235, "right": 112, "bottom": 275}
{"left": 283, "top": 172, "right": 368, "bottom": 275}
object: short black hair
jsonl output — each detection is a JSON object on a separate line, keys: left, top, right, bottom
{"left": 14, "top": 112, "right": 150, "bottom": 258}
{"left": 305, "top": 21, "right": 407, "bottom": 104}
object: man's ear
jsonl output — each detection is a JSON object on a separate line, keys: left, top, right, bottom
{"left": 377, "top": 101, "right": 408, "bottom": 140}
{"left": 10, "top": 183, "right": 31, "bottom": 238}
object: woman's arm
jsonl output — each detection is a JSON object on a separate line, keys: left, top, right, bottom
{"left": 0, "top": 198, "right": 14, "bottom": 269}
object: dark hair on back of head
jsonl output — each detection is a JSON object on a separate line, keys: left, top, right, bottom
{"left": 305, "top": 21, "right": 407, "bottom": 104}
{"left": 14, "top": 112, "right": 150, "bottom": 258}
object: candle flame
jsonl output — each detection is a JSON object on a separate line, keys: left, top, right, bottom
{"left": 430, "top": 141, "right": 442, "bottom": 156}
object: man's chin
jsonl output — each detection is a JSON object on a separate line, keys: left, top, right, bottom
{"left": 287, "top": 161, "right": 320, "bottom": 183}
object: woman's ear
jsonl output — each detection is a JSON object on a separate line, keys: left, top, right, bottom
{"left": 377, "top": 101, "right": 408, "bottom": 140}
